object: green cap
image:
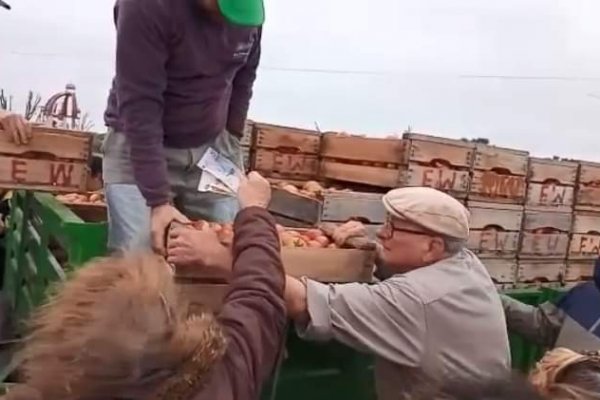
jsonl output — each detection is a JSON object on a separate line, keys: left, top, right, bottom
{"left": 218, "top": 0, "right": 264, "bottom": 27}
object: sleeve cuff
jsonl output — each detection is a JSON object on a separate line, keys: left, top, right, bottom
{"left": 295, "top": 279, "right": 333, "bottom": 341}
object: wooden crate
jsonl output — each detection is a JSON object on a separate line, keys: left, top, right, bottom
{"left": 320, "top": 192, "right": 385, "bottom": 224}
{"left": 400, "top": 134, "right": 474, "bottom": 199}
{"left": 470, "top": 144, "right": 529, "bottom": 204}
{"left": 252, "top": 149, "right": 319, "bottom": 180}
{"left": 268, "top": 187, "right": 322, "bottom": 226}
{"left": 519, "top": 211, "right": 571, "bottom": 259}
{"left": 319, "top": 133, "right": 405, "bottom": 188}
{"left": 467, "top": 201, "right": 523, "bottom": 258}
{"left": 576, "top": 161, "right": 600, "bottom": 212}
{"left": 565, "top": 260, "right": 596, "bottom": 282}
{"left": 480, "top": 258, "right": 517, "bottom": 285}
{"left": 253, "top": 122, "right": 321, "bottom": 154}
{"left": 517, "top": 260, "right": 564, "bottom": 284}
{"left": 568, "top": 212, "right": 600, "bottom": 260}
{"left": 176, "top": 247, "right": 376, "bottom": 285}
{"left": 526, "top": 157, "right": 578, "bottom": 212}
{"left": 0, "top": 126, "right": 91, "bottom": 192}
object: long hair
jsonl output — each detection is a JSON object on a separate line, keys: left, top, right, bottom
{"left": 8, "top": 253, "right": 226, "bottom": 400}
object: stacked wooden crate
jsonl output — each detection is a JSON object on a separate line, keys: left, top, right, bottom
{"left": 250, "top": 123, "right": 321, "bottom": 182}
{"left": 467, "top": 144, "right": 529, "bottom": 288}
{"left": 319, "top": 133, "right": 405, "bottom": 189}
{"left": 568, "top": 161, "right": 600, "bottom": 283}
{"left": 320, "top": 191, "right": 386, "bottom": 239}
{"left": 517, "top": 158, "right": 577, "bottom": 287}
{"left": 400, "top": 133, "right": 474, "bottom": 199}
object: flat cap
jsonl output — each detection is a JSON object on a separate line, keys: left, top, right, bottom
{"left": 382, "top": 187, "right": 470, "bottom": 240}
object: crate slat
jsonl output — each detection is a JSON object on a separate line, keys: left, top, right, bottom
{"left": 401, "top": 163, "right": 470, "bottom": 199}
{"left": 473, "top": 144, "right": 529, "bottom": 176}
{"left": 321, "top": 192, "right": 385, "bottom": 224}
{"left": 403, "top": 133, "right": 475, "bottom": 168}
{"left": 526, "top": 183, "right": 574, "bottom": 211}
{"left": 480, "top": 258, "right": 517, "bottom": 284}
{"left": 0, "top": 127, "right": 91, "bottom": 162}
{"left": 467, "top": 202, "right": 523, "bottom": 258}
{"left": 0, "top": 156, "right": 89, "bottom": 193}
{"left": 470, "top": 170, "right": 527, "bottom": 204}
{"left": 319, "top": 160, "right": 401, "bottom": 188}
{"left": 517, "top": 260, "right": 564, "bottom": 283}
{"left": 528, "top": 157, "right": 578, "bottom": 185}
{"left": 254, "top": 123, "right": 320, "bottom": 154}
{"left": 252, "top": 149, "right": 319, "bottom": 180}
{"left": 321, "top": 133, "right": 405, "bottom": 164}
{"left": 565, "top": 261, "right": 595, "bottom": 282}
{"left": 268, "top": 188, "right": 322, "bottom": 225}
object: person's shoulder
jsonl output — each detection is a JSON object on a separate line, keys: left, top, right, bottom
{"left": 400, "top": 249, "right": 494, "bottom": 305}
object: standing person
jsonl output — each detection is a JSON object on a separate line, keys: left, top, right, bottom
{"left": 285, "top": 187, "right": 511, "bottom": 400}
{"left": 102, "top": 0, "right": 264, "bottom": 253}
{"left": 500, "top": 258, "right": 600, "bottom": 351}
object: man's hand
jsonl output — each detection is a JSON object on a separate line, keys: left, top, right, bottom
{"left": 167, "top": 224, "right": 232, "bottom": 272}
{"left": 0, "top": 111, "right": 32, "bottom": 145}
{"left": 332, "top": 221, "right": 368, "bottom": 248}
{"left": 238, "top": 171, "right": 271, "bottom": 209}
{"left": 151, "top": 204, "right": 189, "bottom": 256}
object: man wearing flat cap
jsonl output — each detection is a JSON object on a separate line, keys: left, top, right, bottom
{"left": 286, "top": 187, "right": 511, "bottom": 400}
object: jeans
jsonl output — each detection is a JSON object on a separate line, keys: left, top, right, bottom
{"left": 102, "top": 130, "right": 243, "bottom": 252}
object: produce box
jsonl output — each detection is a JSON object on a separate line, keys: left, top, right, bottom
{"left": 250, "top": 123, "right": 321, "bottom": 181}
{"left": 519, "top": 210, "right": 571, "bottom": 259}
{"left": 470, "top": 144, "right": 529, "bottom": 204}
{"left": 526, "top": 157, "right": 577, "bottom": 212}
{"left": 467, "top": 201, "right": 523, "bottom": 259}
{"left": 400, "top": 133, "right": 474, "bottom": 199}
{"left": 565, "top": 260, "right": 595, "bottom": 283}
{"left": 171, "top": 221, "right": 376, "bottom": 312}
{"left": 0, "top": 127, "right": 92, "bottom": 193}
{"left": 480, "top": 258, "right": 517, "bottom": 288}
{"left": 568, "top": 212, "right": 600, "bottom": 260}
{"left": 575, "top": 161, "right": 600, "bottom": 212}
{"left": 319, "top": 133, "right": 404, "bottom": 188}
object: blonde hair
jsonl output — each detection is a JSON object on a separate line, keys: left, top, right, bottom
{"left": 530, "top": 348, "right": 600, "bottom": 400}
{"left": 8, "top": 253, "right": 226, "bottom": 400}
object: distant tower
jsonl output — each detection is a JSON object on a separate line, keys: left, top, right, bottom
{"left": 37, "top": 83, "right": 81, "bottom": 129}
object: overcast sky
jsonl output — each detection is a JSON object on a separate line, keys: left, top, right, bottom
{"left": 1, "top": 0, "right": 600, "bottom": 161}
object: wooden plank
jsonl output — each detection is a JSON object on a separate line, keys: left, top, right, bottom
{"left": 565, "top": 261, "right": 595, "bottom": 282}
{"left": 320, "top": 133, "right": 405, "bottom": 164}
{"left": 0, "top": 127, "right": 91, "bottom": 162}
{"left": 401, "top": 163, "right": 470, "bottom": 199}
{"left": 522, "top": 210, "right": 572, "bottom": 232}
{"left": 473, "top": 144, "right": 529, "bottom": 176}
{"left": 526, "top": 183, "right": 574, "bottom": 211}
{"left": 321, "top": 192, "right": 385, "bottom": 223}
{"left": 470, "top": 170, "right": 527, "bottom": 204}
{"left": 468, "top": 230, "right": 520, "bottom": 258}
{"left": 403, "top": 133, "right": 475, "bottom": 168}
{"left": 319, "top": 160, "right": 401, "bottom": 188}
{"left": 268, "top": 187, "right": 322, "bottom": 225}
{"left": 253, "top": 149, "right": 319, "bottom": 180}
{"left": 572, "top": 212, "right": 600, "bottom": 233}
{"left": 176, "top": 248, "right": 376, "bottom": 284}
{"left": 273, "top": 215, "right": 314, "bottom": 229}
{"left": 517, "top": 260, "right": 564, "bottom": 283}
{"left": 578, "top": 161, "right": 600, "bottom": 184}
{"left": 480, "top": 258, "right": 517, "bottom": 284}
{"left": 528, "top": 157, "right": 578, "bottom": 185}
{"left": 254, "top": 123, "right": 320, "bottom": 154}
{"left": 575, "top": 186, "right": 600, "bottom": 212}
{"left": 467, "top": 202, "right": 523, "bottom": 231}
{"left": 519, "top": 233, "right": 570, "bottom": 258}
{"left": 569, "top": 234, "right": 600, "bottom": 259}
{"left": 0, "top": 156, "right": 88, "bottom": 193}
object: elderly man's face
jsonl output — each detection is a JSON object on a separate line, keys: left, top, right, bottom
{"left": 376, "top": 216, "right": 446, "bottom": 273}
